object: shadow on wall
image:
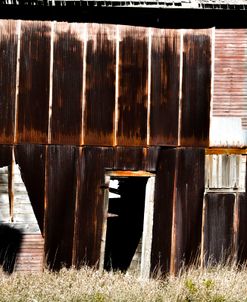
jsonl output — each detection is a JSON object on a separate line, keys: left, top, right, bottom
{"left": 0, "top": 225, "right": 22, "bottom": 273}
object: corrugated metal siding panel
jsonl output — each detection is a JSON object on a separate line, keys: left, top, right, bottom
{"left": 45, "top": 145, "right": 77, "bottom": 270}
{"left": 180, "top": 29, "right": 212, "bottom": 147}
{"left": 84, "top": 24, "right": 116, "bottom": 146}
{"left": 51, "top": 23, "right": 84, "bottom": 145}
{"left": 211, "top": 29, "right": 247, "bottom": 147}
{"left": 150, "top": 29, "right": 180, "bottom": 146}
{"left": 117, "top": 26, "right": 148, "bottom": 146}
{"left": 17, "top": 21, "right": 50, "bottom": 144}
{"left": 0, "top": 20, "right": 17, "bottom": 144}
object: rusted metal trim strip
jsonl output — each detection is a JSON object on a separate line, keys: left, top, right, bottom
{"left": 106, "top": 170, "right": 155, "bottom": 177}
{"left": 206, "top": 148, "right": 247, "bottom": 155}
{"left": 81, "top": 23, "right": 88, "bottom": 146}
{"left": 14, "top": 20, "right": 21, "bottom": 144}
{"left": 114, "top": 25, "right": 119, "bottom": 147}
{"left": 178, "top": 30, "right": 184, "bottom": 146}
{"left": 48, "top": 21, "right": 55, "bottom": 144}
{"left": 147, "top": 27, "right": 152, "bottom": 146}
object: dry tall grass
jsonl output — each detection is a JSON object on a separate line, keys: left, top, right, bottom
{"left": 0, "top": 264, "right": 247, "bottom": 301}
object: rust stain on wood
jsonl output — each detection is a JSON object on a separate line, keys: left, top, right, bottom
{"left": 150, "top": 29, "right": 180, "bottom": 146}
{"left": 117, "top": 26, "right": 148, "bottom": 146}
{"left": 17, "top": 21, "right": 51, "bottom": 144}
{"left": 51, "top": 23, "right": 84, "bottom": 145}
{"left": 84, "top": 24, "right": 116, "bottom": 146}
{"left": 0, "top": 20, "right": 17, "bottom": 144}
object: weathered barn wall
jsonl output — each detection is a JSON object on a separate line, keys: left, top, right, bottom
{"left": 0, "top": 19, "right": 246, "bottom": 276}
{"left": 0, "top": 20, "right": 212, "bottom": 148}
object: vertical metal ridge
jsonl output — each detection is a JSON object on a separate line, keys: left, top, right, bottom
{"left": 14, "top": 20, "right": 21, "bottom": 144}
{"left": 113, "top": 25, "right": 120, "bottom": 147}
{"left": 48, "top": 21, "right": 55, "bottom": 144}
{"left": 178, "top": 30, "right": 184, "bottom": 147}
{"left": 81, "top": 23, "right": 88, "bottom": 146}
{"left": 147, "top": 27, "right": 152, "bottom": 146}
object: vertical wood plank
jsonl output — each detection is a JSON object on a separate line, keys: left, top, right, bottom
{"left": 180, "top": 30, "right": 211, "bottom": 147}
{"left": 73, "top": 147, "right": 113, "bottom": 267}
{"left": 150, "top": 29, "right": 180, "bottom": 146}
{"left": 237, "top": 193, "right": 247, "bottom": 263}
{"left": 117, "top": 26, "right": 148, "bottom": 146}
{"left": 44, "top": 145, "right": 77, "bottom": 270}
{"left": 0, "top": 20, "right": 17, "bottom": 144}
{"left": 84, "top": 24, "right": 116, "bottom": 146}
{"left": 51, "top": 23, "right": 84, "bottom": 145}
{"left": 17, "top": 21, "right": 51, "bottom": 144}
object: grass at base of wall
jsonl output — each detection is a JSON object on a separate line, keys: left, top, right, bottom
{"left": 0, "top": 264, "right": 247, "bottom": 301}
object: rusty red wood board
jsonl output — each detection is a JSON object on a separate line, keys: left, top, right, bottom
{"left": 151, "top": 148, "right": 176, "bottom": 275}
{"left": 117, "top": 26, "right": 148, "bottom": 146}
{"left": 150, "top": 29, "right": 180, "bottom": 146}
{"left": 180, "top": 30, "right": 211, "bottom": 147}
{"left": 45, "top": 145, "right": 77, "bottom": 270}
{"left": 172, "top": 148, "right": 205, "bottom": 273}
{"left": 17, "top": 21, "right": 51, "bottom": 144}
{"left": 0, "top": 144, "right": 12, "bottom": 167}
{"left": 237, "top": 193, "right": 247, "bottom": 263}
{"left": 73, "top": 147, "right": 113, "bottom": 267}
{"left": 14, "top": 144, "right": 46, "bottom": 234}
{"left": 51, "top": 23, "right": 84, "bottom": 145}
{"left": 0, "top": 20, "right": 17, "bottom": 144}
{"left": 203, "top": 193, "right": 235, "bottom": 265}
{"left": 84, "top": 24, "right": 116, "bottom": 146}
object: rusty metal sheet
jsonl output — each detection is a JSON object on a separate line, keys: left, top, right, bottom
{"left": 14, "top": 144, "right": 46, "bottom": 234}
{"left": 237, "top": 193, "right": 247, "bottom": 263}
{"left": 73, "top": 147, "right": 114, "bottom": 267}
{"left": 150, "top": 148, "right": 176, "bottom": 276}
{"left": 84, "top": 24, "right": 116, "bottom": 146}
{"left": 180, "top": 30, "right": 211, "bottom": 147}
{"left": 117, "top": 26, "right": 148, "bottom": 146}
{"left": 172, "top": 148, "right": 205, "bottom": 273}
{"left": 45, "top": 145, "right": 77, "bottom": 270}
{"left": 17, "top": 21, "right": 51, "bottom": 144}
{"left": 203, "top": 193, "right": 235, "bottom": 265}
{"left": 51, "top": 23, "right": 84, "bottom": 145}
{"left": 0, "top": 20, "right": 17, "bottom": 144}
{"left": 150, "top": 29, "right": 180, "bottom": 146}
{"left": 0, "top": 144, "right": 12, "bottom": 167}
{"left": 211, "top": 29, "right": 247, "bottom": 147}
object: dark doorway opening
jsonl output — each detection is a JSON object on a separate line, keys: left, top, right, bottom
{"left": 103, "top": 176, "right": 148, "bottom": 272}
